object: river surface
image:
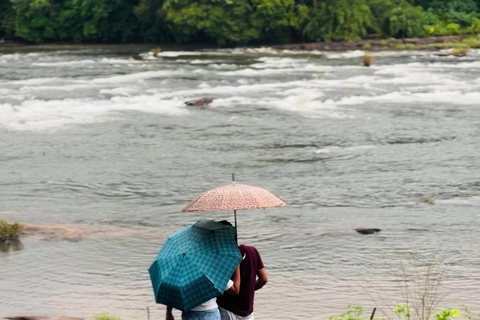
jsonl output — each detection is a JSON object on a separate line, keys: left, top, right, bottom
{"left": 1, "top": 45, "right": 480, "bottom": 319}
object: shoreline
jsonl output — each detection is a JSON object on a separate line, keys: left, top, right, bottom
{"left": 0, "top": 34, "right": 480, "bottom": 52}
{"left": 271, "top": 35, "right": 480, "bottom": 51}
{"left": 1, "top": 35, "right": 479, "bottom": 52}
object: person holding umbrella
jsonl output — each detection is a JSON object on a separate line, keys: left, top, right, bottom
{"left": 149, "top": 220, "right": 244, "bottom": 320}
{"left": 217, "top": 244, "right": 268, "bottom": 320}
{"left": 166, "top": 265, "right": 241, "bottom": 320}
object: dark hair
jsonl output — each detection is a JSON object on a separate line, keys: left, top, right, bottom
{"left": 218, "top": 220, "right": 233, "bottom": 226}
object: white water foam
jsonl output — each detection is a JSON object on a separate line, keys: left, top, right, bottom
{"left": 436, "top": 196, "right": 480, "bottom": 206}
{"left": 0, "top": 95, "right": 187, "bottom": 131}
{"left": 32, "top": 60, "right": 96, "bottom": 67}
{"left": 314, "top": 145, "right": 377, "bottom": 154}
{"left": 8, "top": 77, "right": 70, "bottom": 86}
{"left": 336, "top": 90, "right": 480, "bottom": 106}
{"left": 91, "top": 70, "right": 180, "bottom": 84}
{"left": 326, "top": 50, "right": 365, "bottom": 59}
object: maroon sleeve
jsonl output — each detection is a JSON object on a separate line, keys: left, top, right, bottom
{"left": 255, "top": 247, "right": 264, "bottom": 270}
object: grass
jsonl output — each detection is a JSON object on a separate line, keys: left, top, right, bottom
{"left": 393, "top": 43, "right": 417, "bottom": 50}
{"left": 362, "top": 42, "right": 372, "bottom": 50}
{"left": 449, "top": 47, "right": 469, "bottom": 56}
{"left": 363, "top": 53, "right": 373, "bottom": 67}
{"left": 462, "top": 36, "right": 480, "bottom": 48}
{"left": 151, "top": 47, "right": 162, "bottom": 57}
{"left": 0, "top": 219, "right": 23, "bottom": 242}
{"left": 94, "top": 314, "right": 121, "bottom": 320}
{"left": 427, "top": 42, "right": 471, "bottom": 49}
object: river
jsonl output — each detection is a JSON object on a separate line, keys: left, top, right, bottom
{"left": 1, "top": 45, "right": 480, "bottom": 319}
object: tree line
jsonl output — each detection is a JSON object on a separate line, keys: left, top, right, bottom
{"left": 1, "top": 0, "right": 480, "bottom": 45}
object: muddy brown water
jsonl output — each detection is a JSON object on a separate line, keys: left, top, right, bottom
{"left": 1, "top": 46, "right": 480, "bottom": 319}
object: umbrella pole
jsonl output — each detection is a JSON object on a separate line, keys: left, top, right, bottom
{"left": 234, "top": 209, "right": 238, "bottom": 244}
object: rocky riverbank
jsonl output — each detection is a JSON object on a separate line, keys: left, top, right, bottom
{"left": 271, "top": 35, "right": 480, "bottom": 51}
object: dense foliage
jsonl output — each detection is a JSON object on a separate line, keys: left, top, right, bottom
{"left": 0, "top": 0, "right": 479, "bottom": 45}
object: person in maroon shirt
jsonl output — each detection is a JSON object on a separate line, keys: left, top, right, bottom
{"left": 217, "top": 244, "right": 268, "bottom": 320}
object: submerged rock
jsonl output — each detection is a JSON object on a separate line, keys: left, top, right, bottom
{"left": 355, "top": 227, "right": 381, "bottom": 235}
{"left": 5, "top": 316, "right": 48, "bottom": 320}
{"left": 6, "top": 316, "right": 83, "bottom": 320}
{"left": 21, "top": 224, "right": 84, "bottom": 242}
{"left": 185, "top": 97, "right": 214, "bottom": 106}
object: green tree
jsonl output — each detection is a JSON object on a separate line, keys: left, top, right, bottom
{"left": 11, "top": 0, "right": 61, "bottom": 42}
{"left": 11, "top": 0, "right": 139, "bottom": 42}
{"left": 0, "top": 0, "right": 16, "bottom": 39}
{"left": 366, "top": 0, "right": 394, "bottom": 35}
{"left": 73, "top": 0, "right": 139, "bottom": 42}
{"left": 134, "top": 0, "right": 172, "bottom": 42}
{"left": 302, "top": 0, "right": 374, "bottom": 41}
{"left": 387, "top": 0, "right": 426, "bottom": 38}
{"left": 162, "top": 0, "right": 305, "bottom": 45}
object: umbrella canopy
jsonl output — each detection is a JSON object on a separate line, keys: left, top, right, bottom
{"left": 182, "top": 182, "right": 287, "bottom": 212}
{"left": 149, "top": 220, "right": 242, "bottom": 312}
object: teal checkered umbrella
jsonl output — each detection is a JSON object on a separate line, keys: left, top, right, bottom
{"left": 149, "top": 220, "right": 242, "bottom": 312}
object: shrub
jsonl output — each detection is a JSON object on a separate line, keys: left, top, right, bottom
{"left": 387, "top": 0, "right": 427, "bottom": 38}
{"left": 363, "top": 54, "right": 373, "bottom": 67}
{"left": 363, "top": 42, "right": 372, "bottom": 50}
{"left": 151, "top": 47, "right": 162, "bottom": 57}
{"left": 330, "top": 304, "right": 375, "bottom": 320}
{"left": 94, "top": 314, "right": 121, "bottom": 320}
{"left": 0, "top": 219, "right": 23, "bottom": 242}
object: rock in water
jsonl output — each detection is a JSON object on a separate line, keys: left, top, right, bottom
{"left": 185, "top": 97, "right": 214, "bottom": 106}
{"left": 355, "top": 227, "right": 381, "bottom": 235}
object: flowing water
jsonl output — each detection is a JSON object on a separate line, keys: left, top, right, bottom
{"left": 1, "top": 45, "right": 480, "bottom": 319}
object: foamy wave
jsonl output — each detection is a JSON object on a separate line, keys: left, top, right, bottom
{"left": 326, "top": 50, "right": 365, "bottom": 59}
{"left": 336, "top": 90, "right": 480, "bottom": 105}
{"left": 436, "top": 196, "right": 480, "bottom": 206}
{"left": 0, "top": 95, "right": 187, "bottom": 131}
{"left": 314, "top": 145, "right": 376, "bottom": 154}
{"left": 19, "top": 84, "right": 92, "bottom": 92}
{"left": 207, "top": 63, "right": 238, "bottom": 70}
{"left": 8, "top": 77, "right": 68, "bottom": 85}
{"left": 219, "top": 68, "right": 296, "bottom": 77}
{"left": 32, "top": 60, "right": 96, "bottom": 67}
{"left": 210, "top": 92, "right": 349, "bottom": 118}
{"left": 92, "top": 70, "right": 179, "bottom": 84}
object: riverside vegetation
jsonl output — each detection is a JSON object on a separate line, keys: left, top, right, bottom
{"left": 1, "top": 0, "right": 480, "bottom": 47}
{"left": 0, "top": 219, "right": 22, "bottom": 242}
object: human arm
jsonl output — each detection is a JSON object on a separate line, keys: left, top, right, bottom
{"left": 255, "top": 267, "right": 268, "bottom": 291}
{"left": 225, "top": 264, "right": 241, "bottom": 295}
{"left": 166, "top": 306, "right": 174, "bottom": 320}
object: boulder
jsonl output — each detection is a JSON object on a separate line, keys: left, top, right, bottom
{"left": 355, "top": 227, "right": 381, "bottom": 235}
{"left": 185, "top": 97, "right": 214, "bottom": 106}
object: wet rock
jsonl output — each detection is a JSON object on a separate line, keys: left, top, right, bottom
{"left": 5, "top": 316, "right": 48, "bottom": 320}
{"left": 355, "top": 227, "right": 381, "bottom": 235}
{"left": 131, "top": 55, "right": 144, "bottom": 61}
{"left": 185, "top": 97, "right": 214, "bottom": 106}
{"left": 420, "top": 197, "right": 435, "bottom": 205}
{"left": 21, "top": 224, "right": 84, "bottom": 242}
{"left": 5, "top": 316, "right": 83, "bottom": 320}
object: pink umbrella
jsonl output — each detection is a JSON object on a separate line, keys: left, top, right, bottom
{"left": 182, "top": 177, "right": 287, "bottom": 241}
